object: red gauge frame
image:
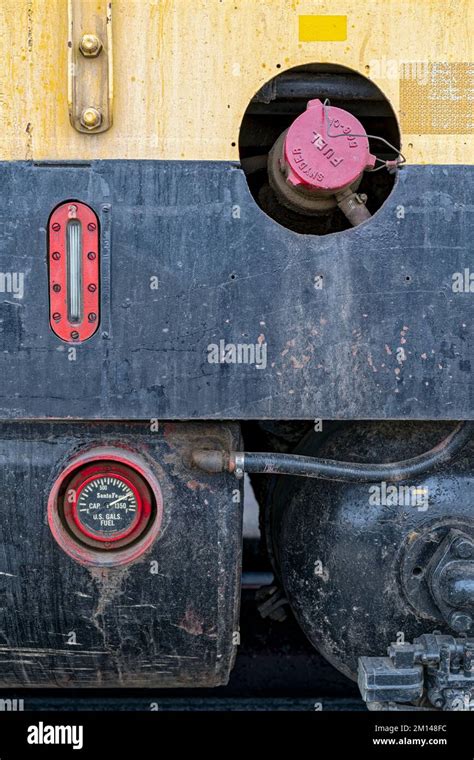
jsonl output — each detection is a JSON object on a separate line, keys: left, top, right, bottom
{"left": 49, "top": 201, "right": 100, "bottom": 343}
{"left": 68, "top": 466, "right": 146, "bottom": 543}
{"left": 48, "top": 447, "right": 164, "bottom": 567}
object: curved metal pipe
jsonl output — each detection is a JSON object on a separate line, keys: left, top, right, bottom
{"left": 192, "top": 422, "right": 472, "bottom": 484}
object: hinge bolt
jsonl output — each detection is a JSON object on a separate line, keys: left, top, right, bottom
{"left": 454, "top": 537, "right": 474, "bottom": 559}
{"left": 80, "top": 107, "right": 102, "bottom": 130}
{"left": 450, "top": 611, "right": 473, "bottom": 633}
{"left": 79, "top": 34, "right": 102, "bottom": 57}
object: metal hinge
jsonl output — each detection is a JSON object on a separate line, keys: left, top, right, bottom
{"left": 68, "top": 0, "right": 113, "bottom": 133}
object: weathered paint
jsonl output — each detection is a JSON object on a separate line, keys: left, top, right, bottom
{"left": 0, "top": 160, "right": 471, "bottom": 421}
{"left": 0, "top": 420, "right": 243, "bottom": 687}
{"left": 0, "top": 0, "right": 472, "bottom": 164}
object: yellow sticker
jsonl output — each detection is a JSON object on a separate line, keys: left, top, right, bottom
{"left": 298, "top": 15, "right": 347, "bottom": 42}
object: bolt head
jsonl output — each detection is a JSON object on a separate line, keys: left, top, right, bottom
{"left": 454, "top": 537, "right": 474, "bottom": 559}
{"left": 79, "top": 34, "right": 102, "bottom": 57}
{"left": 450, "top": 611, "right": 473, "bottom": 633}
{"left": 80, "top": 107, "right": 102, "bottom": 130}
{"left": 433, "top": 696, "right": 444, "bottom": 708}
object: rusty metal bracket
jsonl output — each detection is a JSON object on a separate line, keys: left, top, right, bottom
{"left": 68, "top": 0, "right": 113, "bottom": 133}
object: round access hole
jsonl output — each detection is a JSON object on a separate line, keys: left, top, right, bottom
{"left": 239, "top": 63, "right": 401, "bottom": 235}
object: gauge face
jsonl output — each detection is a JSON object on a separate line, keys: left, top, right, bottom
{"left": 73, "top": 473, "right": 142, "bottom": 542}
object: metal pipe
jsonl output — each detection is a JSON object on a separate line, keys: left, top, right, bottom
{"left": 242, "top": 571, "right": 275, "bottom": 589}
{"left": 336, "top": 188, "right": 372, "bottom": 226}
{"left": 192, "top": 422, "right": 472, "bottom": 484}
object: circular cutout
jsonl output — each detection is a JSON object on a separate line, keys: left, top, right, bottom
{"left": 239, "top": 63, "right": 401, "bottom": 235}
{"left": 48, "top": 447, "right": 163, "bottom": 566}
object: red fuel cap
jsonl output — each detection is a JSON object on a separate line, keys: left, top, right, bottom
{"left": 282, "top": 99, "right": 376, "bottom": 194}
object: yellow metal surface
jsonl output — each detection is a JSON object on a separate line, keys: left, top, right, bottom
{"left": 0, "top": 0, "right": 472, "bottom": 163}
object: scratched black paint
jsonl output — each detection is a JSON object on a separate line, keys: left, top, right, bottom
{"left": 0, "top": 421, "right": 242, "bottom": 687}
{"left": 0, "top": 161, "right": 471, "bottom": 419}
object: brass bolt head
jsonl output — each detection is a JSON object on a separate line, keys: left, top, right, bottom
{"left": 80, "top": 107, "right": 102, "bottom": 130}
{"left": 79, "top": 34, "right": 102, "bottom": 57}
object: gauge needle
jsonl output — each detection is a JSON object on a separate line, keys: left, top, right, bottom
{"left": 107, "top": 494, "right": 131, "bottom": 507}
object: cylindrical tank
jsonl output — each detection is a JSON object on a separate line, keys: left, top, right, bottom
{"left": 268, "top": 422, "right": 473, "bottom": 680}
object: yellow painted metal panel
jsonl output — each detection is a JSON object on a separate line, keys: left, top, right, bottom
{"left": 0, "top": 0, "right": 472, "bottom": 163}
{"left": 298, "top": 15, "right": 347, "bottom": 42}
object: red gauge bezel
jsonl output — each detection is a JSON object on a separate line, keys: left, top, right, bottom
{"left": 69, "top": 468, "right": 145, "bottom": 543}
{"left": 48, "top": 201, "right": 100, "bottom": 343}
{"left": 48, "top": 447, "right": 164, "bottom": 567}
